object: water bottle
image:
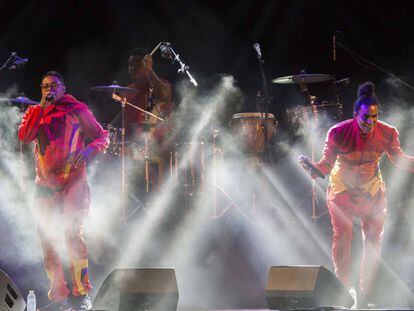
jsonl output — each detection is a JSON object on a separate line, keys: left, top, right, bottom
{"left": 349, "top": 287, "right": 357, "bottom": 309}
{"left": 26, "top": 290, "right": 36, "bottom": 311}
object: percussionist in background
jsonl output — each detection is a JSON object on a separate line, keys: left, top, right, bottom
{"left": 122, "top": 47, "right": 174, "bottom": 191}
{"left": 123, "top": 47, "right": 173, "bottom": 145}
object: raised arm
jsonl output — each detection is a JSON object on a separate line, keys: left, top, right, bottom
{"left": 143, "top": 54, "right": 172, "bottom": 102}
{"left": 18, "top": 105, "right": 44, "bottom": 143}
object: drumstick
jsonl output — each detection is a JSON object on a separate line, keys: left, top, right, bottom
{"left": 150, "top": 42, "right": 162, "bottom": 56}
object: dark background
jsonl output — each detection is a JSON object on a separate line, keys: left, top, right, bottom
{"left": 2, "top": 1, "right": 414, "bottom": 309}
{"left": 1, "top": 0, "right": 414, "bottom": 121}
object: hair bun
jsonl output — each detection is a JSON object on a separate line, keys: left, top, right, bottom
{"left": 358, "top": 81, "right": 375, "bottom": 98}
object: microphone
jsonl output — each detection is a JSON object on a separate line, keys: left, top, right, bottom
{"left": 253, "top": 43, "right": 262, "bottom": 59}
{"left": 46, "top": 93, "right": 55, "bottom": 101}
{"left": 333, "top": 34, "right": 336, "bottom": 62}
{"left": 298, "top": 155, "right": 325, "bottom": 179}
{"left": 160, "top": 42, "right": 173, "bottom": 60}
{"left": 9, "top": 56, "right": 28, "bottom": 70}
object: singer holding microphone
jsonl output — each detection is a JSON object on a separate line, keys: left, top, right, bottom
{"left": 18, "top": 71, "right": 109, "bottom": 311}
{"left": 300, "top": 81, "right": 414, "bottom": 307}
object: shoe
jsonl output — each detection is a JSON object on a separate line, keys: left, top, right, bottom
{"left": 40, "top": 298, "right": 72, "bottom": 311}
{"left": 71, "top": 294, "right": 92, "bottom": 311}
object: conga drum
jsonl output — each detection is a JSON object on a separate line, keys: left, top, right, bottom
{"left": 230, "top": 112, "right": 276, "bottom": 154}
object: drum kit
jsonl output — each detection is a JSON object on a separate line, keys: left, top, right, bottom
{"left": 272, "top": 71, "right": 347, "bottom": 221}
{"left": 229, "top": 72, "right": 346, "bottom": 155}
{"left": 273, "top": 72, "right": 345, "bottom": 129}
{"left": 0, "top": 71, "right": 346, "bottom": 220}
{"left": 91, "top": 72, "right": 343, "bottom": 222}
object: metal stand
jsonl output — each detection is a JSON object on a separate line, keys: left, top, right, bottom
{"left": 211, "top": 128, "right": 250, "bottom": 221}
{"left": 111, "top": 94, "right": 165, "bottom": 222}
{"left": 308, "top": 100, "right": 328, "bottom": 221}
{"left": 120, "top": 97, "right": 127, "bottom": 223}
{"left": 159, "top": 42, "right": 198, "bottom": 86}
{"left": 254, "top": 44, "right": 272, "bottom": 162}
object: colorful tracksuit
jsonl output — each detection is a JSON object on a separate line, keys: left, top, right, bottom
{"left": 315, "top": 118, "right": 414, "bottom": 295}
{"left": 18, "top": 94, "right": 109, "bottom": 301}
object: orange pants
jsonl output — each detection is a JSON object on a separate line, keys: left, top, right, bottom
{"left": 327, "top": 187, "right": 386, "bottom": 296}
{"left": 35, "top": 176, "right": 92, "bottom": 301}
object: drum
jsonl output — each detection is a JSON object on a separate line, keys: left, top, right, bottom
{"left": 230, "top": 112, "right": 276, "bottom": 154}
{"left": 286, "top": 102, "right": 343, "bottom": 128}
{"left": 171, "top": 142, "right": 205, "bottom": 196}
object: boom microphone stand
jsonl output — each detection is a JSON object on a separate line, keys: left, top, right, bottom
{"left": 159, "top": 42, "right": 198, "bottom": 87}
{"left": 253, "top": 43, "right": 272, "bottom": 162}
{"left": 334, "top": 33, "right": 414, "bottom": 91}
{"left": 110, "top": 93, "right": 164, "bottom": 222}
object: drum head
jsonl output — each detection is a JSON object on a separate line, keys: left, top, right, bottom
{"left": 232, "top": 112, "right": 275, "bottom": 119}
{"left": 230, "top": 112, "right": 276, "bottom": 154}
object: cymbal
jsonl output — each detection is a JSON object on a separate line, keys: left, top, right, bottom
{"left": 0, "top": 96, "right": 39, "bottom": 105}
{"left": 90, "top": 84, "right": 136, "bottom": 93}
{"left": 272, "top": 74, "right": 333, "bottom": 84}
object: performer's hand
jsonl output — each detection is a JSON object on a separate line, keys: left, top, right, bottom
{"left": 142, "top": 54, "right": 153, "bottom": 72}
{"left": 299, "top": 155, "right": 323, "bottom": 179}
{"left": 300, "top": 161, "right": 317, "bottom": 179}
{"left": 39, "top": 92, "right": 52, "bottom": 109}
{"left": 74, "top": 146, "right": 94, "bottom": 168}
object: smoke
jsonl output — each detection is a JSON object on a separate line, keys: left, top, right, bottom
{"left": 65, "top": 74, "right": 346, "bottom": 309}
{"left": 0, "top": 87, "right": 40, "bottom": 265}
{"left": 5, "top": 72, "right": 414, "bottom": 308}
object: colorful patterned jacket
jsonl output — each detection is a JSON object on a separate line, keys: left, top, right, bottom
{"left": 18, "top": 94, "right": 109, "bottom": 189}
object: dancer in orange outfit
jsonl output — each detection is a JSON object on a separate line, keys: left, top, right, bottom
{"left": 301, "top": 81, "right": 414, "bottom": 306}
{"left": 19, "top": 71, "right": 109, "bottom": 311}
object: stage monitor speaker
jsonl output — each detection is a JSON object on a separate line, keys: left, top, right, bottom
{"left": 265, "top": 265, "right": 354, "bottom": 310}
{"left": 0, "top": 269, "right": 25, "bottom": 311}
{"left": 93, "top": 268, "right": 178, "bottom": 311}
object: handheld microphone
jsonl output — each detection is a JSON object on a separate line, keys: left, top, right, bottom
{"left": 46, "top": 93, "right": 55, "bottom": 101}
{"left": 160, "top": 42, "right": 173, "bottom": 60}
{"left": 253, "top": 43, "right": 262, "bottom": 58}
{"left": 298, "top": 155, "right": 325, "bottom": 179}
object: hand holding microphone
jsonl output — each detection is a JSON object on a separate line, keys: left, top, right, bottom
{"left": 298, "top": 155, "right": 325, "bottom": 179}
{"left": 40, "top": 92, "right": 55, "bottom": 108}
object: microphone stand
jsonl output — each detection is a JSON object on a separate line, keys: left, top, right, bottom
{"left": 120, "top": 95, "right": 127, "bottom": 223}
{"left": 160, "top": 42, "right": 198, "bottom": 87}
{"left": 337, "top": 42, "right": 414, "bottom": 91}
{"left": 0, "top": 52, "right": 16, "bottom": 71}
{"left": 0, "top": 52, "right": 27, "bottom": 71}
{"left": 143, "top": 82, "right": 154, "bottom": 194}
{"left": 254, "top": 49, "right": 272, "bottom": 162}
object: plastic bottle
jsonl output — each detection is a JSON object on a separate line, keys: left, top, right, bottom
{"left": 349, "top": 287, "right": 357, "bottom": 309}
{"left": 26, "top": 290, "right": 36, "bottom": 311}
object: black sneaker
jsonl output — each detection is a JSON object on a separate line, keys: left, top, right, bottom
{"left": 40, "top": 298, "right": 72, "bottom": 311}
{"left": 71, "top": 294, "right": 92, "bottom": 311}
